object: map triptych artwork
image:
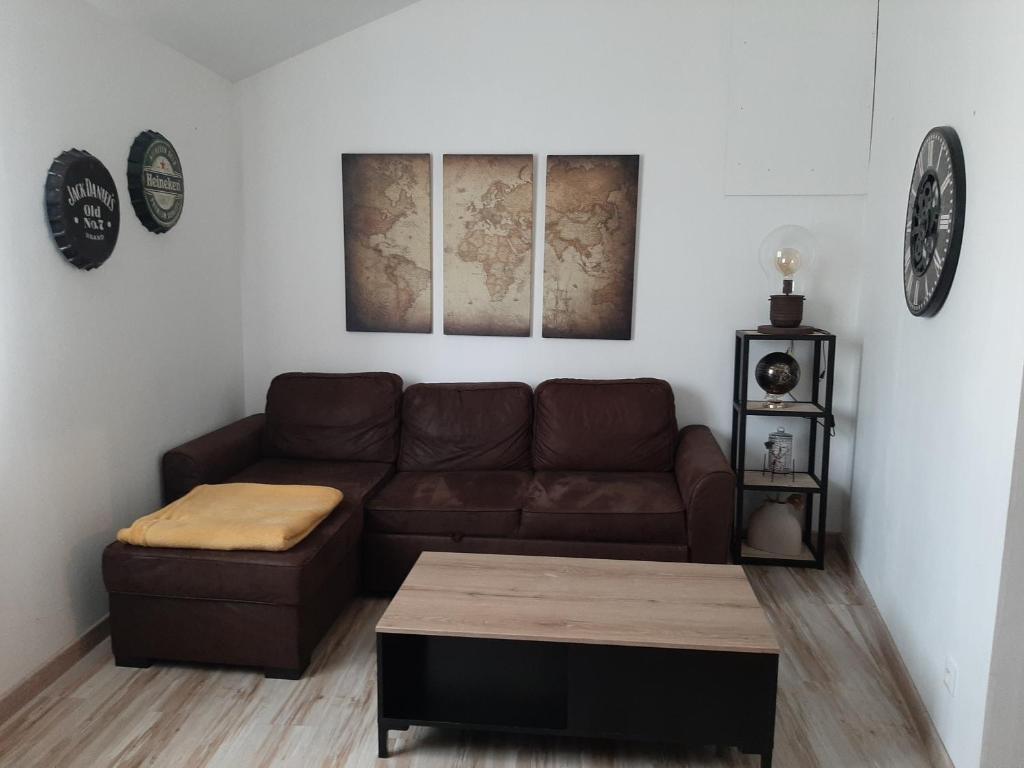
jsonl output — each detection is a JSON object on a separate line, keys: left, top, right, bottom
{"left": 341, "top": 153, "right": 639, "bottom": 339}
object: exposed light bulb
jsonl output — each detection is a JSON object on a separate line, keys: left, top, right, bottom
{"left": 759, "top": 225, "right": 818, "bottom": 296}
{"left": 774, "top": 248, "right": 802, "bottom": 279}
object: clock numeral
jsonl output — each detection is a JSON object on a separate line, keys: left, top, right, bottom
{"left": 934, "top": 248, "right": 944, "bottom": 269}
{"left": 913, "top": 281, "right": 920, "bottom": 305}
{"left": 927, "top": 139, "right": 935, "bottom": 166}
{"left": 941, "top": 172, "right": 953, "bottom": 192}
{"left": 938, "top": 213, "right": 952, "bottom": 231}
{"left": 905, "top": 270, "right": 915, "bottom": 294}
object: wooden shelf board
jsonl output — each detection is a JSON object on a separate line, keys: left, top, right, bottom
{"left": 741, "top": 541, "right": 816, "bottom": 563}
{"left": 743, "top": 401, "right": 824, "bottom": 415}
{"left": 736, "top": 329, "right": 834, "bottom": 339}
{"left": 741, "top": 470, "right": 821, "bottom": 491}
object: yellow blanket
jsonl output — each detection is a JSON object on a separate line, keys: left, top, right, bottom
{"left": 117, "top": 483, "right": 343, "bottom": 551}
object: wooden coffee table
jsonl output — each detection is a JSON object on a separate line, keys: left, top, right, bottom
{"left": 376, "top": 553, "right": 780, "bottom": 766}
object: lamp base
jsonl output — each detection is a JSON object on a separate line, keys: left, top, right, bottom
{"left": 757, "top": 324, "right": 816, "bottom": 335}
{"left": 768, "top": 293, "right": 805, "bottom": 328}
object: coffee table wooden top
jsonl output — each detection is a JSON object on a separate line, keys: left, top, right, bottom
{"left": 376, "top": 552, "right": 779, "bottom": 655}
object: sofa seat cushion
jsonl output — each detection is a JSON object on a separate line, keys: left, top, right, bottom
{"left": 366, "top": 471, "right": 529, "bottom": 537}
{"left": 521, "top": 471, "right": 686, "bottom": 543}
{"left": 103, "top": 506, "right": 356, "bottom": 607}
{"left": 102, "top": 460, "right": 393, "bottom": 606}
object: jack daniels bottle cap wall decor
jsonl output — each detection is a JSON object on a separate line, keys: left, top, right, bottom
{"left": 127, "top": 130, "right": 184, "bottom": 233}
{"left": 45, "top": 149, "right": 120, "bottom": 270}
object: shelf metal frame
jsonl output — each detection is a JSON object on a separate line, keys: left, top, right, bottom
{"left": 731, "top": 329, "right": 836, "bottom": 569}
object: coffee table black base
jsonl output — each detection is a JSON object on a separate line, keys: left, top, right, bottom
{"left": 376, "top": 634, "right": 777, "bottom": 766}
{"left": 377, "top": 719, "right": 773, "bottom": 766}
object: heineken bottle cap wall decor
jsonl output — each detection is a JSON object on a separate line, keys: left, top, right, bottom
{"left": 45, "top": 149, "right": 120, "bottom": 270}
{"left": 127, "top": 130, "right": 184, "bottom": 233}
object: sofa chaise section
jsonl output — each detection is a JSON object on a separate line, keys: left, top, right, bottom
{"left": 102, "top": 372, "right": 402, "bottom": 678}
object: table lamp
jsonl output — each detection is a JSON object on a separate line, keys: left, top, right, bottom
{"left": 758, "top": 225, "right": 818, "bottom": 334}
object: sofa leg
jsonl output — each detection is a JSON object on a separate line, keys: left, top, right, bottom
{"left": 115, "top": 656, "right": 152, "bottom": 669}
{"left": 264, "top": 665, "right": 306, "bottom": 680}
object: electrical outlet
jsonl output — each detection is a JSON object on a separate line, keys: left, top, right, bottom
{"left": 943, "top": 655, "right": 958, "bottom": 697}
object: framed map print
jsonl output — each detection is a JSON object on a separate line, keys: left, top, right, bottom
{"left": 542, "top": 155, "right": 639, "bottom": 340}
{"left": 342, "top": 153, "right": 432, "bottom": 333}
{"left": 443, "top": 154, "right": 534, "bottom": 336}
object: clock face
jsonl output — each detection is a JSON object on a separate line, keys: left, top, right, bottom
{"left": 904, "top": 126, "right": 966, "bottom": 316}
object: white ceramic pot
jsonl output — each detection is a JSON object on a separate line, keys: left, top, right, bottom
{"left": 748, "top": 496, "right": 803, "bottom": 556}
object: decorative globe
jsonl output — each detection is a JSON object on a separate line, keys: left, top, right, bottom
{"left": 755, "top": 352, "right": 801, "bottom": 396}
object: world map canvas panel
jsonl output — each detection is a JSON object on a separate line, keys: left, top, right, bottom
{"left": 542, "top": 155, "right": 640, "bottom": 340}
{"left": 443, "top": 154, "right": 534, "bottom": 336}
{"left": 342, "top": 153, "right": 432, "bottom": 333}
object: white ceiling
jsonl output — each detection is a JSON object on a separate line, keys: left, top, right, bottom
{"left": 82, "top": 0, "right": 423, "bottom": 81}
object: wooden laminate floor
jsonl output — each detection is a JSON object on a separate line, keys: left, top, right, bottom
{"left": 0, "top": 546, "right": 941, "bottom": 767}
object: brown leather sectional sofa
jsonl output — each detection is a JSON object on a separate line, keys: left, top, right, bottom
{"left": 102, "top": 372, "right": 734, "bottom": 678}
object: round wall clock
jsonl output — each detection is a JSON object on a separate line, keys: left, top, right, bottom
{"left": 127, "top": 130, "right": 184, "bottom": 233}
{"left": 904, "top": 126, "right": 966, "bottom": 316}
{"left": 44, "top": 148, "right": 120, "bottom": 270}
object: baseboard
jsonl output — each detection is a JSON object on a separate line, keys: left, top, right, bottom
{"left": 836, "top": 536, "right": 955, "bottom": 768}
{"left": 0, "top": 615, "right": 110, "bottom": 726}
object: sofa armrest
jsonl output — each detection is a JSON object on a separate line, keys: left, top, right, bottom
{"left": 161, "top": 414, "right": 265, "bottom": 503}
{"left": 675, "top": 425, "right": 734, "bottom": 564}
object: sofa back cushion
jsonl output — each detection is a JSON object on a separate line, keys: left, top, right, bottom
{"left": 533, "top": 378, "right": 677, "bottom": 471}
{"left": 263, "top": 372, "right": 403, "bottom": 462}
{"left": 399, "top": 382, "right": 532, "bottom": 471}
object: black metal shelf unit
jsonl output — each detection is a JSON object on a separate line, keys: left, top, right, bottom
{"left": 731, "top": 329, "right": 836, "bottom": 569}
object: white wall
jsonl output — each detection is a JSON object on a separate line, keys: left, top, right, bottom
{"left": 981, "top": 372, "right": 1024, "bottom": 766}
{"left": 0, "top": 0, "right": 243, "bottom": 698}
{"left": 236, "top": 0, "right": 877, "bottom": 531}
{"left": 849, "top": 2, "right": 1024, "bottom": 766}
